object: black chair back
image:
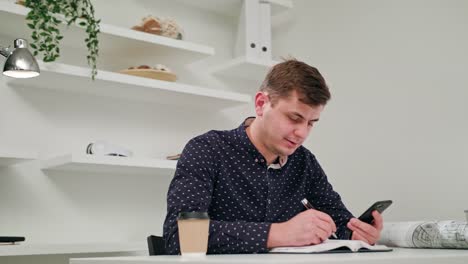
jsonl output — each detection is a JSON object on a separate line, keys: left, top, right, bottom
{"left": 147, "top": 235, "right": 166, "bottom": 255}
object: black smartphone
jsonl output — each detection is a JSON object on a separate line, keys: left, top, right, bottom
{"left": 358, "top": 200, "right": 393, "bottom": 224}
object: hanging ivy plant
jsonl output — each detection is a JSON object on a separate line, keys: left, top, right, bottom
{"left": 24, "top": 0, "right": 101, "bottom": 79}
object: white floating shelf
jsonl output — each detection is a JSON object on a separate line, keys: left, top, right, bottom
{"left": 0, "top": 241, "right": 146, "bottom": 256}
{"left": 6, "top": 61, "right": 251, "bottom": 109}
{"left": 210, "top": 56, "right": 278, "bottom": 82}
{"left": 0, "top": 2, "right": 214, "bottom": 63}
{"left": 175, "top": 0, "right": 293, "bottom": 18}
{"left": 41, "top": 154, "right": 177, "bottom": 175}
{"left": 0, "top": 151, "right": 36, "bottom": 167}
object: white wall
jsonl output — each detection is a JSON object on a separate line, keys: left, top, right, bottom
{"left": 1, "top": 0, "right": 468, "bottom": 263}
{"left": 274, "top": 0, "right": 468, "bottom": 221}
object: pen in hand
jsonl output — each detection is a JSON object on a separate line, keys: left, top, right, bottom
{"left": 301, "top": 198, "right": 338, "bottom": 239}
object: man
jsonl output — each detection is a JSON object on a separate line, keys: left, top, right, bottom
{"left": 163, "top": 59, "right": 383, "bottom": 254}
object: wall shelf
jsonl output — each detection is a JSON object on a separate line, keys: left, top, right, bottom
{"left": 7, "top": 61, "right": 251, "bottom": 109}
{"left": 210, "top": 56, "right": 278, "bottom": 82}
{"left": 0, "top": 152, "right": 36, "bottom": 167}
{"left": 41, "top": 154, "right": 177, "bottom": 175}
{"left": 0, "top": 2, "right": 215, "bottom": 63}
{"left": 0, "top": 241, "right": 146, "bottom": 256}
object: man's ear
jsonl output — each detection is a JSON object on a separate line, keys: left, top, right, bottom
{"left": 254, "top": 92, "right": 269, "bottom": 116}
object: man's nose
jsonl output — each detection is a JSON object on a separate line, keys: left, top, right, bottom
{"left": 294, "top": 123, "right": 310, "bottom": 139}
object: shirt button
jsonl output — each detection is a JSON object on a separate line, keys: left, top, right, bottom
{"left": 261, "top": 159, "right": 265, "bottom": 163}
{"left": 267, "top": 199, "right": 271, "bottom": 204}
{"left": 255, "top": 158, "right": 259, "bottom": 162}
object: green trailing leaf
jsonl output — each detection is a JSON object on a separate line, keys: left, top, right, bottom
{"left": 25, "top": 0, "right": 100, "bottom": 80}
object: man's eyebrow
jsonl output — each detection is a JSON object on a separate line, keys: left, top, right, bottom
{"left": 290, "top": 112, "right": 305, "bottom": 120}
{"left": 290, "top": 112, "right": 319, "bottom": 122}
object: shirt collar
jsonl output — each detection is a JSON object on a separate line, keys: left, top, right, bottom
{"left": 233, "top": 117, "right": 288, "bottom": 169}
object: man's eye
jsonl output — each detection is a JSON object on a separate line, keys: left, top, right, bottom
{"left": 289, "top": 116, "right": 299, "bottom": 121}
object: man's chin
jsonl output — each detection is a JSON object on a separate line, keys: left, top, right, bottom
{"left": 277, "top": 146, "right": 299, "bottom": 157}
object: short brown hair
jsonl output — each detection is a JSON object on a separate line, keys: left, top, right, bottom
{"left": 260, "top": 58, "right": 331, "bottom": 106}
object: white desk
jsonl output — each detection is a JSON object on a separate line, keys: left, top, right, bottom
{"left": 70, "top": 248, "right": 468, "bottom": 264}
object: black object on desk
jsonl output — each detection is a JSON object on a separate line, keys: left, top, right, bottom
{"left": 0, "top": 236, "right": 25, "bottom": 243}
{"left": 147, "top": 235, "right": 166, "bottom": 255}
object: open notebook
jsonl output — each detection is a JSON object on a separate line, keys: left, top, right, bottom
{"left": 269, "top": 239, "right": 392, "bottom": 254}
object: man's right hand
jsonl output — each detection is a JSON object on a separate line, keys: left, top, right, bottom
{"left": 267, "top": 209, "right": 337, "bottom": 248}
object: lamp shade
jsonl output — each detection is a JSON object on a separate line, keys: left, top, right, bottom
{"left": 3, "top": 39, "right": 40, "bottom": 78}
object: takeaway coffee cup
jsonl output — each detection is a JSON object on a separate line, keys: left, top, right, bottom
{"left": 177, "top": 212, "right": 210, "bottom": 256}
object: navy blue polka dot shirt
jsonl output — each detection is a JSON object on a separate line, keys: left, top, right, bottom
{"left": 163, "top": 118, "right": 354, "bottom": 254}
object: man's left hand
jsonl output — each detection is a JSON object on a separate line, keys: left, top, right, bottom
{"left": 346, "top": 211, "right": 383, "bottom": 245}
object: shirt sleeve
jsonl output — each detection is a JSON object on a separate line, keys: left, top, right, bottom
{"left": 163, "top": 136, "right": 271, "bottom": 254}
{"left": 307, "top": 154, "right": 354, "bottom": 239}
